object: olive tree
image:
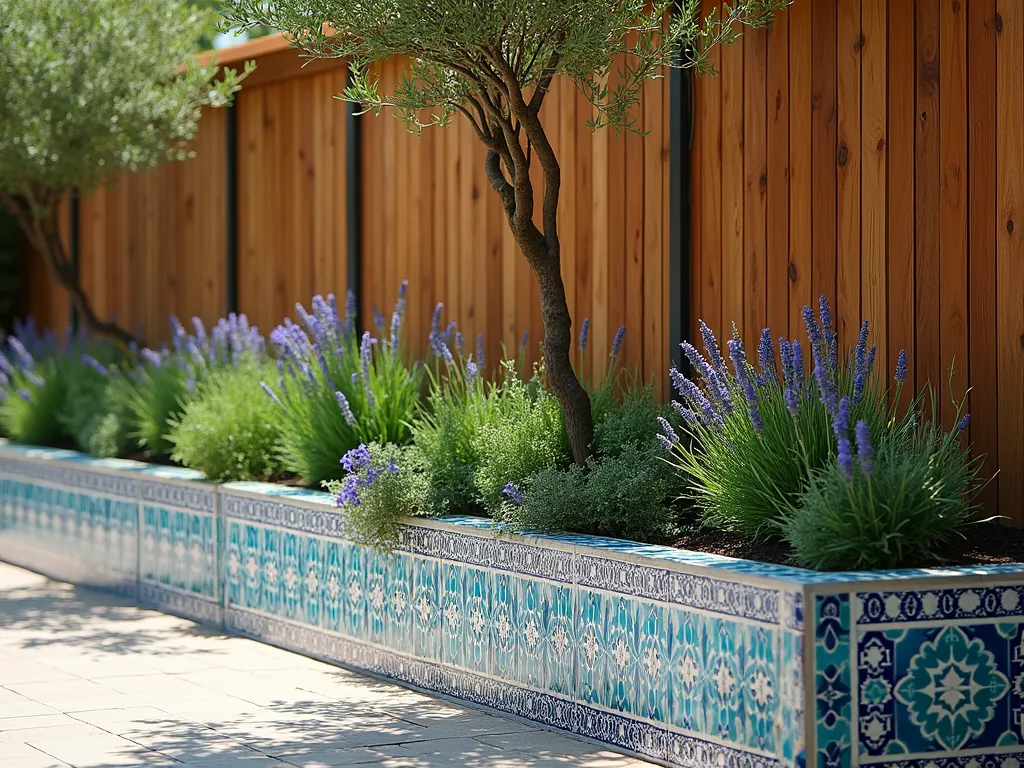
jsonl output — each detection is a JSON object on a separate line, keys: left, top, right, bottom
{"left": 223, "top": 0, "right": 787, "bottom": 464}
{"left": 0, "top": 0, "right": 251, "bottom": 345}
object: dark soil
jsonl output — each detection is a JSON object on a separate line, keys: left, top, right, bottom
{"left": 671, "top": 520, "right": 1024, "bottom": 570}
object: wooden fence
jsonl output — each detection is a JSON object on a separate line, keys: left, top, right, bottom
{"left": 691, "top": 0, "right": 1024, "bottom": 520}
{"left": 19, "top": 0, "right": 1024, "bottom": 521}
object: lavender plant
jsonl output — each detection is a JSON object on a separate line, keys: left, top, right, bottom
{"left": 661, "top": 297, "right": 906, "bottom": 538}
{"left": 785, "top": 393, "right": 981, "bottom": 571}
{"left": 118, "top": 313, "right": 265, "bottom": 459}
{"left": 0, "top": 329, "right": 67, "bottom": 446}
{"left": 325, "top": 442, "right": 428, "bottom": 551}
{"left": 263, "top": 286, "right": 422, "bottom": 486}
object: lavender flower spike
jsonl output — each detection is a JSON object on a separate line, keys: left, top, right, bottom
{"left": 957, "top": 413, "right": 971, "bottom": 435}
{"left": 520, "top": 330, "right": 529, "bottom": 350}
{"left": 455, "top": 332, "right": 465, "bottom": 359}
{"left": 833, "top": 395, "right": 851, "bottom": 439}
{"left": 430, "top": 303, "right": 444, "bottom": 336}
{"left": 611, "top": 326, "right": 626, "bottom": 358}
{"left": 466, "top": 361, "right": 478, "bottom": 385}
{"left": 657, "top": 416, "right": 679, "bottom": 446}
{"left": 502, "top": 482, "right": 524, "bottom": 506}
{"left": 372, "top": 305, "right": 386, "bottom": 330}
{"left": 819, "top": 296, "right": 838, "bottom": 372}
{"left": 855, "top": 420, "right": 873, "bottom": 474}
{"left": 335, "top": 391, "right": 358, "bottom": 427}
{"left": 698, "top": 319, "right": 728, "bottom": 380}
{"left": 81, "top": 354, "right": 108, "bottom": 377}
{"left": 476, "top": 333, "right": 486, "bottom": 368}
{"left": 837, "top": 437, "right": 854, "bottom": 480}
{"left": 757, "top": 329, "right": 777, "bottom": 387}
{"left": 792, "top": 340, "right": 805, "bottom": 388}
{"left": 895, "top": 349, "right": 908, "bottom": 385}
{"left": 578, "top": 318, "right": 590, "bottom": 351}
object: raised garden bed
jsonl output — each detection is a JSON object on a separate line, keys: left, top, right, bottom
{"left": 3, "top": 441, "right": 1024, "bottom": 768}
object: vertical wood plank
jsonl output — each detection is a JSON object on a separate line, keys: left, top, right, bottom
{"left": 811, "top": 0, "right": 838, "bottom": 321}
{"left": 916, "top": 0, "right": 942, "bottom": 399}
{"left": 643, "top": 70, "right": 665, "bottom": 397}
{"left": 697, "top": 0, "right": 723, "bottom": 339}
{"left": 743, "top": 29, "right": 769, "bottom": 348}
{"left": 888, "top": 0, "right": 916, "bottom": 409}
{"left": 720, "top": 19, "right": 745, "bottom": 337}
{"left": 767, "top": 12, "right": 790, "bottom": 349}
{"left": 996, "top": 0, "right": 1024, "bottom": 523}
{"left": 968, "top": 0, "right": 1000, "bottom": 513}
{"left": 836, "top": 0, "right": 862, "bottom": 353}
{"left": 788, "top": 0, "right": 812, "bottom": 343}
{"left": 939, "top": 0, "right": 969, "bottom": 430}
{"left": 861, "top": 0, "right": 888, "bottom": 384}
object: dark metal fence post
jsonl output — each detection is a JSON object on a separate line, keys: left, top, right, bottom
{"left": 345, "top": 88, "right": 363, "bottom": 335}
{"left": 668, "top": 58, "right": 694, "bottom": 377}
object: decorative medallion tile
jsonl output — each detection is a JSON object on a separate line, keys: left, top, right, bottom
{"left": 859, "top": 586, "right": 1024, "bottom": 625}
{"left": 815, "top": 595, "right": 851, "bottom": 768}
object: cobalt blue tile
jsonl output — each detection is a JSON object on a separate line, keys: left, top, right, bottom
{"left": 543, "top": 582, "right": 574, "bottom": 697}
{"left": 466, "top": 567, "right": 491, "bottom": 675}
{"left": 341, "top": 542, "right": 366, "bottom": 640}
{"left": 603, "top": 594, "right": 637, "bottom": 714}
{"left": 576, "top": 589, "right": 605, "bottom": 706}
{"left": 441, "top": 563, "right": 465, "bottom": 667}
{"left": 515, "top": 577, "right": 544, "bottom": 689}
{"left": 322, "top": 540, "right": 343, "bottom": 633}
{"left": 668, "top": 608, "right": 704, "bottom": 733}
{"left": 281, "top": 531, "right": 301, "bottom": 621}
{"left": 634, "top": 600, "right": 668, "bottom": 722}
{"left": 261, "top": 527, "right": 282, "bottom": 616}
{"left": 412, "top": 557, "right": 440, "bottom": 661}
{"left": 242, "top": 523, "right": 262, "bottom": 610}
{"left": 299, "top": 535, "right": 322, "bottom": 628}
{"left": 385, "top": 553, "right": 413, "bottom": 651}
{"left": 365, "top": 549, "right": 389, "bottom": 646}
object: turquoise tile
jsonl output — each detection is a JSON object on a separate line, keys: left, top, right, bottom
{"left": 603, "top": 594, "right": 636, "bottom": 714}
{"left": 261, "top": 527, "right": 282, "bottom": 616}
{"left": 634, "top": 600, "right": 668, "bottom": 722}
{"left": 385, "top": 553, "right": 413, "bottom": 651}
{"left": 668, "top": 608, "right": 704, "bottom": 732}
{"left": 742, "top": 623, "right": 777, "bottom": 751}
{"left": 242, "top": 524, "right": 262, "bottom": 610}
{"left": 441, "top": 563, "right": 465, "bottom": 667}
{"left": 142, "top": 506, "right": 158, "bottom": 582}
{"left": 467, "top": 567, "right": 491, "bottom": 674}
{"left": 576, "top": 589, "right": 605, "bottom": 706}
{"left": 366, "top": 549, "right": 389, "bottom": 646}
{"left": 281, "top": 531, "right": 301, "bottom": 621}
{"left": 322, "top": 540, "right": 343, "bottom": 633}
{"left": 515, "top": 577, "right": 544, "bottom": 689}
{"left": 341, "top": 543, "right": 366, "bottom": 639}
{"left": 200, "top": 514, "right": 216, "bottom": 599}
{"left": 412, "top": 557, "right": 440, "bottom": 661}
{"left": 543, "top": 582, "right": 574, "bottom": 697}
{"left": 703, "top": 615, "right": 744, "bottom": 744}
{"left": 299, "top": 535, "right": 322, "bottom": 628}
{"left": 171, "top": 510, "right": 188, "bottom": 590}
{"left": 226, "top": 521, "right": 243, "bottom": 606}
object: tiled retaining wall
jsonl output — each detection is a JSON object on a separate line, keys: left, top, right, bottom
{"left": 3, "top": 444, "right": 1024, "bottom": 768}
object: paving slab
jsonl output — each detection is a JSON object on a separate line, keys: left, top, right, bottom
{"left": 0, "top": 563, "right": 657, "bottom": 768}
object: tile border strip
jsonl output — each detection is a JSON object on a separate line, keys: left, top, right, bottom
{"left": 139, "top": 583, "right": 221, "bottom": 625}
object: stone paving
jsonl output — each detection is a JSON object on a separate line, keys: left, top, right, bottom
{"left": 0, "top": 563, "right": 656, "bottom": 768}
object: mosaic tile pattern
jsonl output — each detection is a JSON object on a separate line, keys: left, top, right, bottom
{"left": 221, "top": 487, "right": 797, "bottom": 768}
{"left": 0, "top": 454, "right": 138, "bottom": 595}
{"left": 138, "top": 473, "right": 220, "bottom": 625}
{"left": 814, "top": 595, "right": 851, "bottom": 768}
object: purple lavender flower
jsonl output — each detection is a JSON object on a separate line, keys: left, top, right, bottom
{"left": 372, "top": 305, "right": 386, "bottom": 330}
{"left": 345, "top": 291, "right": 357, "bottom": 326}
{"left": 476, "top": 333, "right": 486, "bottom": 369}
{"left": 698, "top": 320, "right": 727, "bottom": 380}
{"left": 757, "top": 329, "right": 777, "bottom": 387}
{"left": 466, "top": 361, "right": 478, "bottom": 385}
{"left": 141, "top": 348, "right": 163, "bottom": 368}
{"left": 24, "top": 371, "right": 45, "bottom": 387}
{"left": 260, "top": 382, "right": 282, "bottom": 406}
{"left": 657, "top": 416, "right": 679, "bottom": 446}
{"left": 192, "top": 317, "right": 207, "bottom": 345}
{"left": 431, "top": 336, "right": 455, "bottom": 368}
{"left": 833, "top": 395, "right": 850, "bottom": 439}
{"left": 671, "top": 400, "right": 699, "bottom": 426}
{"left": 740, "top": 370, "right": 763, "bottom": 434}
{"left": 502, "top": 482, "right": 524, "bottom": 506}
{"left": 866, "top": 344, "right": 877, "bottom": 380}
{"left": 7, "top": 337, "right": 33, "bottom": 370}
{"left": 802, "top": 306, "right": 823, "bottom": 359}
{"left": 727, "top": 336, "right": 759, "bottom": 422}
{"left": 611, "top": 326, "right": 626, "bottom": 358}
{"left": 792, "top": 340, "right": 804, "bottom": 388}
{"left": 336, "top": 474, "right": 362, "bottom": 507}
{"left": 669, "top": 367, "right": 723, "bottom": 428}
{"left": 170, "top": 314, "right": 186, "bottom": 346}
{"left": 0, "top": 354, "right": 13, "bottom": 376}
{"left": 579, "top": 318, "right": 590, "bottom": 352}
{"left": 17, "top": 388, "right": 31, "bottom": 402}
{"left": 855, "top": 420, "right": 873, "bottom": 474}
{"left": 0, "top": 371, "right": 8, "bottom": 388}
{"left": 818, "top": 296, "right": 838, "bottom": 372}
{"left": 455, "top": 332, "right": 464, "bottom": 359}
{"left": 815, "top": 363, "right": 839, "bottom": 417}
{"left": 81, "top": 354, "right": 107, "bottom": 377}
{"left": 342, "top": 444, "right": 372, "bottom": 473}
{"left": 656, "top": 433, "right": 676, "bottom": 452}
{"left": 335, "top": 391, "right": 357, "bottom": 427}
{"left": 853, "top": 321, "right": 870, "bottom": 404}
{"left": 785, "top": 384, "right": 800, "bottom": 417}
{"left": 359, "top": 333, "right": 376, "bottom": 406}
{"left": 430, "top": 303, "right": 444, "bottom": 338}
{"left": 520, "top": 330, "right": 529, "bottom": 350}
{"left": 895, "top": 349, "right": 908, "bottom": 385}
{"left": 443, "top": 322, "right": 457, "bottom": 345}
{"left": 681, "top": 341, "right": 731, "bottom": 411}
{"left": 779, "top": 339, "right": 793, "bottom": 385}
{"left": 837, "top": 438, "right": 854, "bottom": 480}
{"left": 957, "top": 413, "right": 971, "bottom": 435}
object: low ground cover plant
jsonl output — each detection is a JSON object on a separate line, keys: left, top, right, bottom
{"left": 0, "top": 291, "right": 987, "bottom": 571}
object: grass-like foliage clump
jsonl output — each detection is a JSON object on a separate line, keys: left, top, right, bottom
{"left": 168, "top": 360, "right": 282, "bottom": 482}
{"left": 263, "top": 286, "right": 421, "bottom": 487}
